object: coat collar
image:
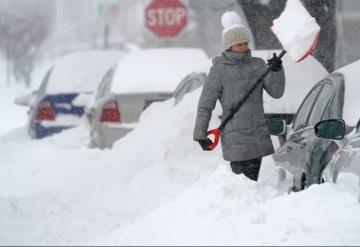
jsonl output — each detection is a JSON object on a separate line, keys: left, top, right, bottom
{"left": 221, "top": 50, "right": 252, "bottom": 65}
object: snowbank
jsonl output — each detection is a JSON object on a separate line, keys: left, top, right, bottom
{"left": 1, "top": 87, "right": 360, "bottom": 245}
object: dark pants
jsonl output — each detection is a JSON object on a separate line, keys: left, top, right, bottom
{"left": 230, "top": 158, "right": 262, "bottom": 181}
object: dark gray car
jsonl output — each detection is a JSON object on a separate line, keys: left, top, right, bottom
{"left": 273, "top": 59, "right": 360, "bottom": 193}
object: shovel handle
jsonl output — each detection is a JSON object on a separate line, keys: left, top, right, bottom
{"left": 206, "top": 128, "right": 221, "bottom": 150}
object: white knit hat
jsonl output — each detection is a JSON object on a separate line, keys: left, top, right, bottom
{"left": 221, "top": 11, "right": 251, "bottom": 50}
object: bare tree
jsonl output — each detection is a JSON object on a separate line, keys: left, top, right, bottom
{"left": 0, "top": 2, "right": 53, "bottom": 87}
{"left": 237, "top": 0, "right": 337, "bottom": 72}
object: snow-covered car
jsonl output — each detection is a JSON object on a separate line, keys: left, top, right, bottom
{"left": 173, "top": 50, "right": 327, "bottom": 125}
{"left": 273, "top": 59, "right": 360, "bottom": 192}
{"left": 18, "top": 50, "right": 124, "bottom": 139}
{"left": 88, "top": 48, "right": 209, "bottom": 149}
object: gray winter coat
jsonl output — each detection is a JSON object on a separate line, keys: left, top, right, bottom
{"left": 193, "top": 50, "right": 285, "bottom": 161}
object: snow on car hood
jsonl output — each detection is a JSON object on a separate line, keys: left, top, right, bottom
{"left": 45, "top": 50, "right": 124, "bottom": 94}
{"left": 110, "top": 48, "right": 209, "bottom": 94}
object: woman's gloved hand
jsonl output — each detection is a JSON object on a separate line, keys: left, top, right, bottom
{"left": 267, "top": 53, "right": 283, "bottom": 72}
{"left": 197, "top": 138, "right": 213, "bottom": 151}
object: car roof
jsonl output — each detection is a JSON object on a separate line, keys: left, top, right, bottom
{"left": 110, "top": 48, "right": 209, "bottom": 94}
{"left": 252, "top": 50, "right": 328, "bottom": 114}
{"left": 332, "top": 60, "right": 360, "bottom": 126}
{"left": 45, "top": 50, "right": 124, "bottom": 94}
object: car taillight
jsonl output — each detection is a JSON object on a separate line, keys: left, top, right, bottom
{"left": 35, "top": 101, "right": 55, "bottom": 120}
{"left": 100, "top": 101, "right": 120, "bottom": 122}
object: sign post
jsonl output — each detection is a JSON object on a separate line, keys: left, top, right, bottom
{"left": 97, "top": 0, "right": 120, "bottom": 48}
{"left": 145, "top": 0, "right": 188, "bottom": 38}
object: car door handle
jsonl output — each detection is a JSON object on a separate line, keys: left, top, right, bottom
{"left": 300, "top": 141, "right": 307, "bottom": 149}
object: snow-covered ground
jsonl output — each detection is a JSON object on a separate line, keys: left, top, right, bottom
{"left": 1, "top": 75, "right": 360, "bottom": 245}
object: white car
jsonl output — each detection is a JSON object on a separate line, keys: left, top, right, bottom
{"left": 88, "top": 48, "right": 209, "bottom": 149}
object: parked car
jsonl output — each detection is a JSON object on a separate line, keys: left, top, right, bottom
{"left": 16, "top": 50, "right": 124, "bottom": 139}
{"left": 272, "top": 59, "right": 360, "bottom": 193}
{"left": 173, "top": 50, "right": 327, "bottom": 126}
{"left": 88, "top": 48, "right": 209, "bottom": 149}
{"left": 173, "top": 70, "right": 210, "bottom": 106}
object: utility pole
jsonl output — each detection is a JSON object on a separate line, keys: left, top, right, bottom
{"left": 6, "top": 47, "right": 11, "bottom": 86}
{"left": 103, "top": 24, "right": 110, "bottom": 49}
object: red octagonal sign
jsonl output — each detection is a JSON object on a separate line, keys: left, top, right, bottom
{"left": 145, "top": 0, "right": 188, "bottom": 38}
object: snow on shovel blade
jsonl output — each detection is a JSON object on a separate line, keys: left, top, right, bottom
{"left": 272, "top": 0, "right": 320, "bottom": 62}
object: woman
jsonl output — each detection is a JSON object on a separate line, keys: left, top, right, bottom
{"left": 193, "top": 11, "right": 285, "bottom": 181}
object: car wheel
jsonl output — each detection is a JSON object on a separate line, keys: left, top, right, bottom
{"left": 300, "top": 173, "right": 308, "bottom": 191}
{"left": 290, "top": 177, "right": 297, "bottom": 192}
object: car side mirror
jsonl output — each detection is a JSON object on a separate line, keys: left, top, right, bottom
{"left": 266, "top": 118, "right": 286, "bottom": 136}
{"left": 14, "top": 91, "right": 36, "bottom": 107}
{"left": 315, "top": 119, "right": 346, "bottom": 140}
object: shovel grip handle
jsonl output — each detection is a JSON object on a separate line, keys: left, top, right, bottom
{"left": 207, "top": 128, "right": 221, "bottom": 150}
{"left": 278, "top": 49, "right": 287, "bottom": 59}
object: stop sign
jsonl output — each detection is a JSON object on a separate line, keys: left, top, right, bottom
{"left": 145, "top": 0, "right": 188, "bottom": 38}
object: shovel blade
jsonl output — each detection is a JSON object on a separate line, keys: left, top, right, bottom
{"left": 272, "top": 0, "right": 320, "bottom": 62}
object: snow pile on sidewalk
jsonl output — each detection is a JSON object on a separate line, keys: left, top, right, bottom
{"left": 1, "top": 89, "right": 360, "bottom": 245}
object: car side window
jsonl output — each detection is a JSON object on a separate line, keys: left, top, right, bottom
{"left": 307, "top": 82, "right": 334, "bottom": 126}
{"left": 173, "top": 73, "right": 206, "bottom": 105}
{"left": 293, "top": 84, "right": 323, "bottom": 131}
{"left": 37, "top": 67, "right": 53, "bottom": 96}
{"left": 96, "top": 68, "right": 114, "bottom": 100}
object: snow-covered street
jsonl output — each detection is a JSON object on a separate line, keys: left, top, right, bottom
{"left": 1, "top": 85, "right": 360, "bottom": 245}
{"left": 2, "top": 0, "right": 360, "bottom": 245}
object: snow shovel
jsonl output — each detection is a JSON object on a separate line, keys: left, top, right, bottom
{"left": 206, "top": 0, "right": 321, "bottom": 150}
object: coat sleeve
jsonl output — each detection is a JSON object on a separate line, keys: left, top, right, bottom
{"left": 193, "top": 65, "right": 222, "bottom": 141}
{"left": 262, "top": 60, "right": 285, "bottom": 99}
